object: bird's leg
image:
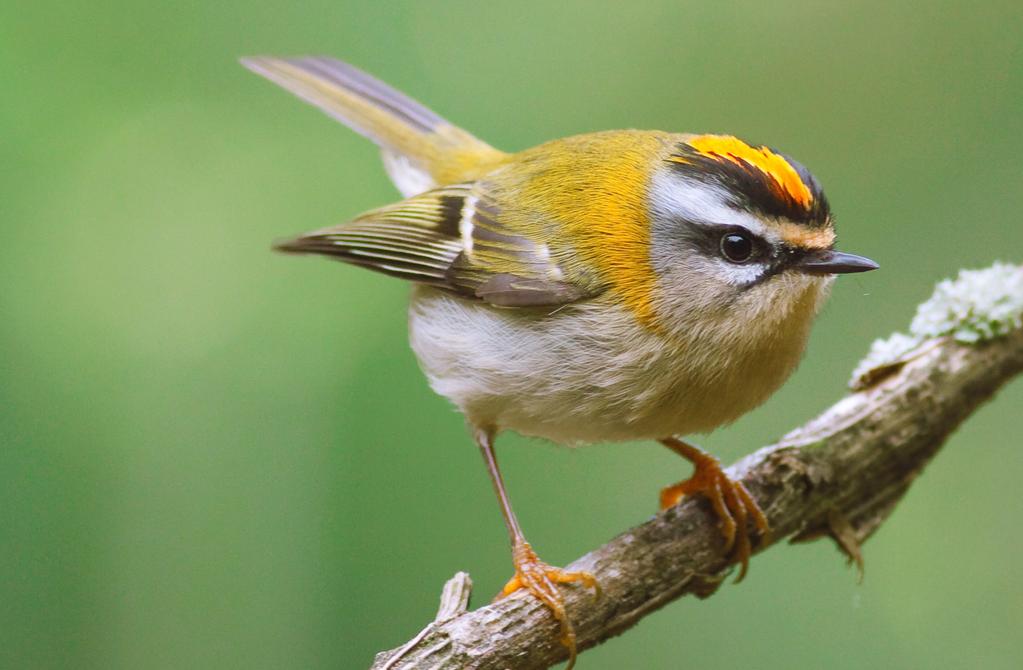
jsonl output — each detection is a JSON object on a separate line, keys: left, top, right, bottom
{"left": 658, "top": 437, "right": 770, "bottom": 581}
{"left": 474, "top": 427, "right": 599, "bottom": 670}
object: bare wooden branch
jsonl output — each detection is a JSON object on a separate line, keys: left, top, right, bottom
{"left": 370, "top": 265, "right": 1023, "bottom": 670}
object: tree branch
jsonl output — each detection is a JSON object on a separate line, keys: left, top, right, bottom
{"left": 371, "top": 263, "right": 1023, "bottom": 670}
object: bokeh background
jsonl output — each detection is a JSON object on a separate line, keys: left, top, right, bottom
{"left": 3, "top": 1, "right": 1022, "bottom": 668}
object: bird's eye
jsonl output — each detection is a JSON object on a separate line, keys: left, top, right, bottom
{"left": 720, "top": 232, "right": 754, "bottom": 263}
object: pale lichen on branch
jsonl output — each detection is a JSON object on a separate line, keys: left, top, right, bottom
{"left": 852, "top": 262, "right": 1023, "bottom": 389}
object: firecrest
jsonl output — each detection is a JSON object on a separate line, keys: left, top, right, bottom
{"left": 243, "top": 56, "right": 877, "bottom": 668}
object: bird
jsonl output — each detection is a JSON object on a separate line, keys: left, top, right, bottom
{"left": 242, "top": 55, "right": 878, "bottom": 668}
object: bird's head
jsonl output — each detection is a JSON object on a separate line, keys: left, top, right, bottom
{"left": 646, "top": 134, "right": 877, "bottom": 334}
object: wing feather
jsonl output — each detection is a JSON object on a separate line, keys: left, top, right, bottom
{"left": 277, "top": 183, "right": 603, "bottom": 307}
{"left": 275, "top": 185, "right": 468, "bottom": 285}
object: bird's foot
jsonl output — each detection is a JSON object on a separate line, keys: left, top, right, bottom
{"left": 497, "top": 540, "right": 599, "bottom": 669}
{"left": 659, "top": 444, "right": 770, "bottom": 581}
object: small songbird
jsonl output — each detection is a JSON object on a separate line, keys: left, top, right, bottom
{"left": 243, "top": 56, "right": 877, "bottom": 667}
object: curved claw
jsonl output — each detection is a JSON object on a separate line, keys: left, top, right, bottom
{"left": 659, "top": 439, "right": 770, "bottom": 581}
{"left": 497, "top": 541, "right": 599, "bottom": 669}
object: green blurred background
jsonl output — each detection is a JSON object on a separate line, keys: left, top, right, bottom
{"left": 3, "top": 1, "right": 1022, "bottom": 668}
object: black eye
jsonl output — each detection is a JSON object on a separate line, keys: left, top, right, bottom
{"left": 720, "top": 233, "right": 754, "bottom": 263}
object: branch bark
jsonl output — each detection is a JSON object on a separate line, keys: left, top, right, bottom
{"left": 371, "top": 265, "right": 1023, "bottom": 670}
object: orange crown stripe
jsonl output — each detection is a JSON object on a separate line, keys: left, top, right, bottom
{"left": 683, "top": 135, "right": 814, "bottom": 209}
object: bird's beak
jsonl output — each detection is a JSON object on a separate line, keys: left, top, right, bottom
{"left": 794, "top": 250, "right": 879, "bottom": 275}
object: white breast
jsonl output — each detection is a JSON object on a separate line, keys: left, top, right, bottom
{"left": 407, "top": 278, "right": 828, "bottom": 445}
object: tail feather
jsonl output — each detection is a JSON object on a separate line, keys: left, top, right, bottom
{"left": 290, "top": 57, "right": 445, "bottom": 134}
{"left": 241, "top": 56, "right": 505, "bottom": 194}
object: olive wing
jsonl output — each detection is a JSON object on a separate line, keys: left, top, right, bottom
{"left": 276, "top": 183, "right": 602, "bottom": 307}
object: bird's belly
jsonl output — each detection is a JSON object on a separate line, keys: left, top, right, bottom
{"left": 408, "top": 287, "right": 814, "bottom": 445}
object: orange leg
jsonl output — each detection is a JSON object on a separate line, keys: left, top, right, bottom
{"left": 475, "top": 427, "right": 599, "bottom": 670}
{"left": 659, "top": 437, "right": 770, "bottom": 582}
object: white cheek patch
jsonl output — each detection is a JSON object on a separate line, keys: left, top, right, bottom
{"left": 648, "top": 171, "right": 782, "bottom": 245}
{"left": 686, "top": 253, "right": 767, "bottom": 287}
{"left": 714, "top": 259, "right": 769, "bottom": 286}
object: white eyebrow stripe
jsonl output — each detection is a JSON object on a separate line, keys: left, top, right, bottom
{"left": 648, "top": 172, "right": 781, "bottom": 244}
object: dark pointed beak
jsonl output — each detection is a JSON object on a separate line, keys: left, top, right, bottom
{"left": 794, "top": 250, "right": 879, "bottom": 275}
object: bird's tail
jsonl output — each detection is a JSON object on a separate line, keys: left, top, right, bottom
{"left": 241, "top": 56, "right": 506, "bottom": 196}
